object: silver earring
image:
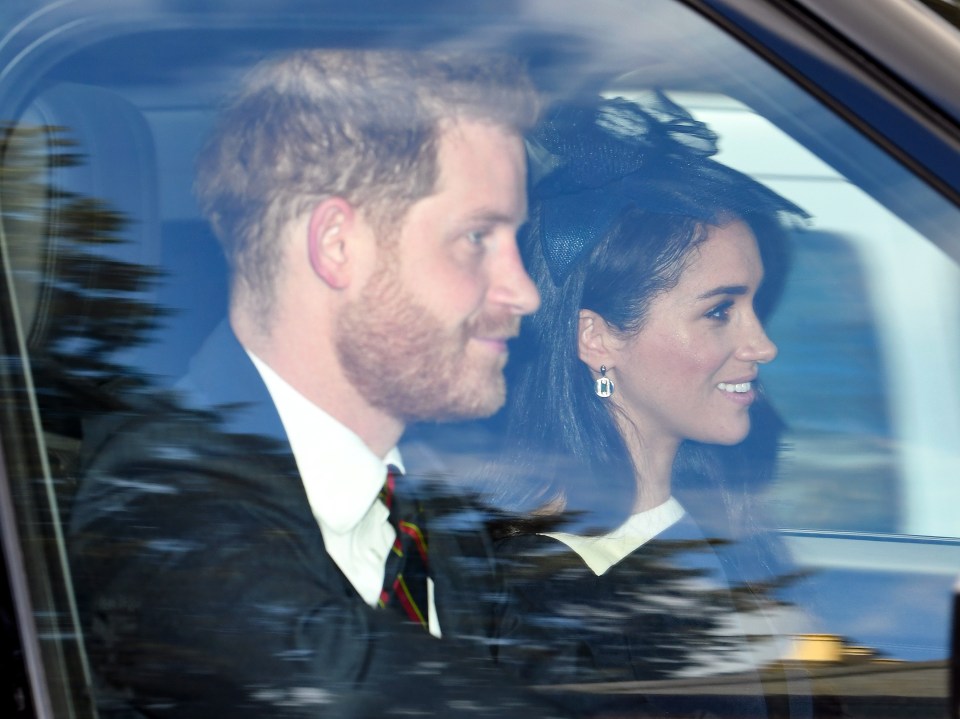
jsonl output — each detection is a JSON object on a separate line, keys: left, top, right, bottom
{"left": 595, "top": 365, "right": 614, "bottom": 398}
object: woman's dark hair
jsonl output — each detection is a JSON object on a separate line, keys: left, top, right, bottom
{"left": 497, "top": 94, "right": 804, "bottom": 535}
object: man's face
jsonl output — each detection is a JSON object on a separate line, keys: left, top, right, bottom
{"left": 337, "top": 119, "right": 540, "bottom": 422}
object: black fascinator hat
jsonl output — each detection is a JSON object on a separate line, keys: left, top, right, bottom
{"left": 527, "top": 92, "right": 808, "bottom": 285}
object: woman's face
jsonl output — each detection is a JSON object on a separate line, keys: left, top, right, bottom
{"left": 604, "top": 219, "right": 777, "bottom": 454}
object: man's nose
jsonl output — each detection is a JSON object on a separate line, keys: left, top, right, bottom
{"left": 490, "top": 238, "right": 541, "bottom": 316}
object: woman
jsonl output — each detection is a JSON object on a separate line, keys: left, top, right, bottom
{"left": 492, "top": 94, "right": 809, "bottom": 718}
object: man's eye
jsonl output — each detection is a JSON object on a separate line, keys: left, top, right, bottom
{"left": 465, "top": 229, "right": 489, "bottom": 246}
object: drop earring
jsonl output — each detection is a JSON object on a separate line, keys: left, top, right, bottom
{"left": 595, "top": 365, "right": 614, "bottom": 398}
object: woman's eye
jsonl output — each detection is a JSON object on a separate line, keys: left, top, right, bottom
{"left": 705, "top": 300, "right": 734, "bottom": 322}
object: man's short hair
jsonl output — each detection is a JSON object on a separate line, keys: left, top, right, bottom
{"left": 195, "top": 50, "right": 539, "bottom": 306}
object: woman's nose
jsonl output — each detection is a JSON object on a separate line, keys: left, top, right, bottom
{"left": 737, "top": 316, "right": 778, "bottom": 364}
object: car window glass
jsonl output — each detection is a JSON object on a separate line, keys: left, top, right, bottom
{"left": 1, "top": 1, "right": 958, "bottom": 717}
{"left": 665, "top": 91, "right": 960, "bottom": 539}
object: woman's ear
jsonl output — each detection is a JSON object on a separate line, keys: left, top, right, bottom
{"left": 306, "top": 197, "right": 357, "bottom": 290}
{"left": 577, "top": 309, "right": 620, "bottom": 372}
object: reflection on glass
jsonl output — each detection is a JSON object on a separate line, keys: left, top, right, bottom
{"left": 1, "top": 120, "right": 168, "bottom": 718}
{"left": 2, "top": 123, "right": 165, "bottom": 418}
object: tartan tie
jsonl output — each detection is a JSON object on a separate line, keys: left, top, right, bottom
{"left": 378, "top": 467, "right": 430, "bottom": 629}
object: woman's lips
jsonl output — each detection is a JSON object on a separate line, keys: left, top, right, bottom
{"left": 717, "top": 380, "right": 756, "bottom": 405}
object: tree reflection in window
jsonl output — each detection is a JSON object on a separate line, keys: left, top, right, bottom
{"left": 1, "top": 123, "right": 166, "bottom": 446}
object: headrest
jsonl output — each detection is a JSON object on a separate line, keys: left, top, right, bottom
{"left": 9, "top": 83, "right": 161, "bottom": 383}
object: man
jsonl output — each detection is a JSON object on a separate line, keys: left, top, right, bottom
{"left": 68, "top": 50, "right": 552, "bottom": 718}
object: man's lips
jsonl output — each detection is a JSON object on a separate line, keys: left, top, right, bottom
{"left": 469, "top": 315, "right": 520, "bottom": 353}
{"left": 472, "top": 336, "right": 513, "bottom": 353}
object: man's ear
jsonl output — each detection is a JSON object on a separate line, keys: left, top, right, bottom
{"left": 577, "top": 309, "right": 620, "bottom": 372}
{"left": 307, "top": 197, "right": 357, "bottom": 290}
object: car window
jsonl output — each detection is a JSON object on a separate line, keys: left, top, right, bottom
{"left": 668, "top": 90, "right": 960, "bottom": 538}
{"left": 1, "top": 1, "right": 959, "bottom": 717}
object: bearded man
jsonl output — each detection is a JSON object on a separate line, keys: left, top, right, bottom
{"left": 68, "top": 50, "right": 550, "bottom": 718}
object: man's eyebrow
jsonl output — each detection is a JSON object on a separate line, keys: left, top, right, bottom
{"left": 697, "top": 285, "right": 749, "bottom": 300}
{"left": 468, "top": 209, "right": 528, "bottom": 226}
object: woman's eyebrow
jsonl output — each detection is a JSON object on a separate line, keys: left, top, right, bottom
{"left": 697, "top": 285, "right": 748, "bottom": 300}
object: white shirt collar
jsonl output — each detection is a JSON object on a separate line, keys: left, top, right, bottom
{"left": 247, "top": 351, "right": 403, "bottom": 535}
{"left": 543, "top": 497, "right": 686, "bottom": 576}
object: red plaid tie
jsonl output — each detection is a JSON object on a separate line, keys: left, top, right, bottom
{"left": 378, "top": 467, "right": 429, "bottom": 629}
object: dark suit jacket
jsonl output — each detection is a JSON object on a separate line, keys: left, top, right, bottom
{"left": 68, "top": 323, "right": 564, "bottom": 718}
